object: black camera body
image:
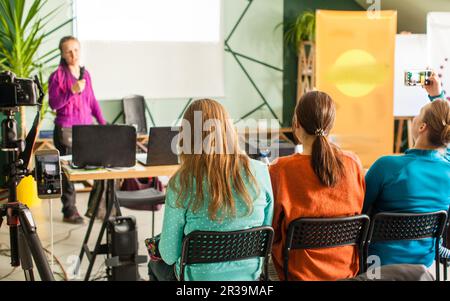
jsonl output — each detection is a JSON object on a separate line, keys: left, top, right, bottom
{"left": 0, "top": 71, "right": 41, "bottom": 108}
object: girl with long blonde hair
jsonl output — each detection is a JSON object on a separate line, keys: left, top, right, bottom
{"left": 149, "top": 99, "right": 273, "bottom": 281}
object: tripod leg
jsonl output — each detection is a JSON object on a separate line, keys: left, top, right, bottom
{"left": 18, "top": 227, "right": 35, "bottom": 281}
{"left": 9, "top": 225, "right": 20, "bottom": 267}
{"left": 77, "top": 180, "right": 105, "bottom": 277}
{"left": 18, "top": 205, "right": 54, "bottom": 281}
{"left": 85, "top": 179, "right": 115, "bottom": 281}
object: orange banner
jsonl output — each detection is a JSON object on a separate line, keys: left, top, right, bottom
{"left": 316, "top": 10, "right": 397, "bottom": 167}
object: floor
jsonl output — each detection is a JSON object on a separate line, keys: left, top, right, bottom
{"left": 0, "top": 192, "right": 162, "bottom": 281}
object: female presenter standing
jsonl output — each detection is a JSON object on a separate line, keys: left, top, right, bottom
{"left": 48, "top": 36, "right": 107, "bottom": 224}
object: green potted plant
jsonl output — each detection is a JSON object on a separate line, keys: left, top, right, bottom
{"left": 283, "top": 10, "right": 316, "bottom": 103}
{"left": 284, "top": 10, "right": 316, "bottom": 51}
{"left": 0, "top": 0, "right": 71, "bottom": 188}
{"left": 0, "top": 0, "right": 72, "bottom": 135}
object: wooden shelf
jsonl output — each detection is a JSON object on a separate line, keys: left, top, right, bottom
{"left": 297, "top": 41, "right": 316, "bottom": 103}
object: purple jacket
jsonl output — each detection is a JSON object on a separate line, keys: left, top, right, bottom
{"left": 48, "top": 65, "right": 106, "bottom": 128}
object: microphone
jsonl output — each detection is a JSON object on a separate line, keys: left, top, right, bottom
{"left": 77, "top": 66, "right": 85, "bottom": 95}
{"left": 79, "top": 66, "right": 85, "bottom": 80}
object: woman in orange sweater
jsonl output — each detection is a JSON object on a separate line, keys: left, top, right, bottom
{"left": 270, "top": 91, "right": 365, "bottom": 281}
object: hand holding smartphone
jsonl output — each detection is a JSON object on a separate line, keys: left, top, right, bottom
{"left": 404, "top": 70, "right": 432, "bottom": 86}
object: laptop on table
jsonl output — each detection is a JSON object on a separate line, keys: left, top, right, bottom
{"left": 73, "top": 125, "right": 136, "bottom": 168}
{"left": 137, "top": 127, "right": 180, "bottom": 166}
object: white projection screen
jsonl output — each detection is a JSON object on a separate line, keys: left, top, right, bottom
{"left": 75, "top": 0, "right": 224, "bottom": 100}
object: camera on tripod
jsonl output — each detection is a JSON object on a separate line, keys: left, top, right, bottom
{"left": 0, "top": 71, "right": 57, "bottom": 281}
{"left": 0, "top": 71, "right": 42, "bottom": 108}
{"left": 0, "top": 71, "right": 61, "bottom": 199}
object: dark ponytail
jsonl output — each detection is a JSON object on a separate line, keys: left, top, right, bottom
{"left": 311, "top": 135, "right": 344, "bottom": 187}
{"left": 294, "top": 91, "right": 345, "bottom": 187}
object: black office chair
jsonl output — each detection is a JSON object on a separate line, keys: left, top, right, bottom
{"left": 283, "top": 215, "right": 370, "bottom": 281}
{"left": 179, "top": 226, "right": 274, "bottom": 281}
{"left": 364, "top": 211, "right": 448, "bottom": 281}
{"left": 115, "top": 188, "right": 166, "bottom": 238}
{"left": 120, "top": 95, "right": 164, "bottom": 236}
{"left": 123, "top": 95, "right": 148, "bottom": 135}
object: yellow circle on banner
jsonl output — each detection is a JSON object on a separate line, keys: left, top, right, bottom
{"left": 327, "top": 49, "right": 382, "bottom": 98}
{"left": 16, "top": 175, "right": 41, "bottom": 208}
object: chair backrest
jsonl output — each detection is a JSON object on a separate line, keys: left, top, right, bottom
{"left": 179, "top": 226, "right": 274, "bottom": 281}
{"left": 284, "top": 215, "right": 370, "bottom": 280}
{"left": 367, "top": 211, "right": 447, "bottom": 243}
{"left": 123, "top": 95, "right": 147, "bottom": 135}
{"left": 365, "top": 211, "right": 448, "bottom": 281}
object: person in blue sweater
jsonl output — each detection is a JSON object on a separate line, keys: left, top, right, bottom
{"left": 424, "top": 72, "right": 450, "bottom": 161}
{"left": 148, "top": 99, "right": 274, "bottom": 281}
{"left": 363, "top": 98, "right": 450, "bottom": 267}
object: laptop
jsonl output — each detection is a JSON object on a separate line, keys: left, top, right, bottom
{"left": 72, "top": 125, "right": 136, "bottom": 168}
{"left": 137, "top": 127, "right": 180, "bottom": 166}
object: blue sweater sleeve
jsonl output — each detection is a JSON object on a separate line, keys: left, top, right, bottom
{"left": 363, "top": 158, "right": 387, "bottom": 214}
{"left": 428, "top": 91, "right": 446, "bottom": 102}
{"left": 159, "top": 186, "right": 186, "bottom": 265}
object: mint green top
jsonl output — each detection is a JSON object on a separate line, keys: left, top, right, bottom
{"left": 159, "top": 159, "right": 274, "bottom": 281}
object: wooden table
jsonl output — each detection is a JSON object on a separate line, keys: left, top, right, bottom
{"left": 62, "top": 163, "right": 179, "bottom": 182}
{"left": 62, "top": 160, "right": 179, "bottom": 281}
{"left": 36, "top": 133, "right": 150, "bottom": 192}
{"left": 34, "top": 138, "right": 54, "bottom": 152}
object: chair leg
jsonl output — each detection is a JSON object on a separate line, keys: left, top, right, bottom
{"left": 436, "top": 249, "right": 440, "bottom": 281}
{"left": 152, "top": 210, "right": 155, "bottom": 238}
{"left": 283, "top": 254, "right": 289, "bottom": 281}
{"left": 359, "top": 244, "right": 366, "bottom": 275}
{"left": 444, "top": 259, "right": 448, "bottom": 281}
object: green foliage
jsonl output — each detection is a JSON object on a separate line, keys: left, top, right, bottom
{"left": 283, "top": 10, "right": 316, "bottom": 51}
{"left": 0, "top": 0, "right": 71, "bottom": 118}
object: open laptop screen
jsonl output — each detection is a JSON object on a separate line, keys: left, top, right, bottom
{"left": 73, "top": 125, "right": 136, "bottom": 168}
{"left": 146, "top": 127, "right": 180, "bottom": 166}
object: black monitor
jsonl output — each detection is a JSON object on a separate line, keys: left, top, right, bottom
{"left": 123, "top": 95, "right": 147, "bottom": 135}
{"left": 73, "top": 125, "right": 136, "bottom": 168}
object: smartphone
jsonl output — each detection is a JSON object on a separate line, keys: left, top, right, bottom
{"left": 404, "top": 70, "right": 432, "bottom": 86}
{"left": 34, "top": 149, "right": 62, "bottom": 199}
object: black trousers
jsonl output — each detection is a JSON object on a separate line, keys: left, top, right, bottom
{"left": 53, "top": 125, "right": 77, "bottom": 217}
{"left": 148, "top": 260, "right": 177, "bottom": 281}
